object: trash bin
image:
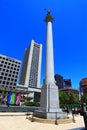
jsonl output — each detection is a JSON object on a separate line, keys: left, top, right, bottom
{"left": 83, "top": 111, "right": 87, "bottom": 130}
{"left": 80, "top": 103, "right": 87, "bottom": 130}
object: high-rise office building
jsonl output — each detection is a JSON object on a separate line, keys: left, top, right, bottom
{"left": 80, "top": 78, "right": 87, "bottom": 95}
{"left": 55, "top": 74, "right": 72, "bottom": 89}
{"left": 0, "top": 54, "right": 21, "bottom": 88}
{"left": 19, "top": 40, "right": 42, "bottom": 89}
{"left": 55, "top": 74, "right": 64, "bottom": 89}
{"left": 63, "top": 79, "right": 72, "bottom": 88}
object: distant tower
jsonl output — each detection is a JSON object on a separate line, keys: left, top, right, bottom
{"left": 55, "top": 74, "right": 64, "bottom": 89}
{"left": 34, "top": 10, "right": 67, "bottom": 119}
{"left": 19, "top": 40, "right": 42, "bottom": 88}
{"left": 63, "top": 79, "right": 72, "bottom": 88}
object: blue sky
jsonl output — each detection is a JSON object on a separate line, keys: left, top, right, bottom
{"left": 0, "top": 0, "right": 87, "bottom": 89}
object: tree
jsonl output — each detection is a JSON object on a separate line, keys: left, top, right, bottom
{"left": 68, "top": 92, "right": 79, "bottom": 104}
{"left": 81, "top": 93, "right": 87, "bottom": 103}
{"left": 59, "top": 91, "right": 79, "bottom": 107}
{"left": 59, "top": 91, "right": 70, "bottom": 107}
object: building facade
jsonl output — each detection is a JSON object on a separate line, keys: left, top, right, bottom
{"left": 0, "top": 54, "right": 21, "bottom": 88}
{"left": 80, "top": 78, "right": 87, "bottom": 95}
{"left": 0, "top": 54, "right": 21, "bottom": 104}
{"left": 55, "top": 74, "right": 79, "bottom": 99}
{"left": 63, "top": 79, "right": 72, "bottom": 88}
{"left": 55, "top": 74, "right": 64, "bottom": 89}
{"left": 55, "top": 74, "right": 72, "bottom": 89}
{"left": 19, "top": 40, "right": 42, "bottom": 89}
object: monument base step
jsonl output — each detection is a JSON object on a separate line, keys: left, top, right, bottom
{"left": 28, "top": 115, "right": 72, "bottom": 124}
{"left": 33, "top": 110, "right": 67, "bottom": 119}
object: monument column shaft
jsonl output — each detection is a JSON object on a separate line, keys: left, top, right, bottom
{"left": 45, "top": 21, "right": 55, "bottom": 85}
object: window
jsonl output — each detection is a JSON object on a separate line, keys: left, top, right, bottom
{"left": 2, "top": 81, "right": 5, "bottom": 84}
{"left": 3, "top": 57, "right": 5, "bottom": 60}
{"left": 15, "top": 76, "right": 18, "bottom": 78}
{"left": 1, "top": 72, "right": 4, "bottom": 75}
{"left": 7, "top": 82, "right": 9, "bottom": 85}
{"left": 15, "top": 79, "right": 17, "bottom": 82}
{"left": 0, "top": 76, "right": 3, "bottom": 79}
{"left": 12, "top": 75, "right": 14, "bottom": 77}
{"left": 5, "top": 73, "right": 8, "bottom": 76}
{"left": 1, "top": 61, "right": 4, "bottom": 63}
{"left": 13, "top": 71, "right": 15, "bottom": 74}
{"left": 10, "top": 70, "right": 12, "bottom": 73}
{"left": 15, "top": 65, "right": 17, "bottom": 67}
{"left": 7, "top": 66, "right": 10, "bottom": 69}
{"left": 9, "top": 74, "right": 11, "bottom": 76}
{"left": 17, "top": 69, "right": 19, "bottom": 71}
{"left": 10, "top": 82, "right": 13, "bottom": 85}
{"left": 0, "top": 64, "right": 3, "bottom": 67}
{"left": 16, "top": 72, "right": 18, "bottom": 75}
{"left": 11, "top": 67, "right": 13, "bottom": 69}
{"left": 6, "top": 70, "right": 9, "bottom": 72}
{"left": 14, "top": 83, "right": 16, "bottom": 86}
{"left": 8, "top": 78, "right": 10, "bottom": 80}
{"left": 4, "top": 77, "right": 6, "bottom": 80}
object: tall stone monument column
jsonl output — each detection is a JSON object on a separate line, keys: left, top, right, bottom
{"left": 45, "top": 11, "right": 55, "bottom": 85}
{"left": 34, "top": 10, "right": 67, "bottom": 119}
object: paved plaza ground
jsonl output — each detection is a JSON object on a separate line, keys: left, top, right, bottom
{"left": 0, "top": 112, "right": 85, "bottom": 130}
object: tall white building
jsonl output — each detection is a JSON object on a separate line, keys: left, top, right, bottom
{"left": 19, "top": 40, "right": 42, "bottom": 89}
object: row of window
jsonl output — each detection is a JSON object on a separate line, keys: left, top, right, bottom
{"left": 0, "top": 69, "right": 18, "bottom": 75}
{"left": 29, "top": 79, "right": 37, "bottom": 86}
{"left": 0, "top": 77, "right": 17, "bottom": 81}
{"left": 0, "top": 81, "right": 16, "bottom": 86}
{"left": 0, "top": 64, "right": 20, "bottom": 70}
{"left": 0, "top": 74, "right": 18, "bottom": 78}
{"left": 0, "top": 86, "right": 16, "bottom": 88}
{"left": 0, "top": 60, "right": 20, "bottom": 67}
{"left": 0, "top": 57, "right": 20, "bottom": 64}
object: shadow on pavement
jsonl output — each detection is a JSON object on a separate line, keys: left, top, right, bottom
{"left": 69, "top": 127, "right": 85, "bottom": 130}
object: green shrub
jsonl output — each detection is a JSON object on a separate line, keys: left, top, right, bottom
{"left": 24, "top": 101, "right": 40, "bottom": 106}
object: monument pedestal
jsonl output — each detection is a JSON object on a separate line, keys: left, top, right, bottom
{"left": 34, "top": 84, "right": 67, "bottom": 119}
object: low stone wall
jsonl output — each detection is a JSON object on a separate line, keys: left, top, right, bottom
{"left": 0, "top": 105, "right": 39, "bottom": 112}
